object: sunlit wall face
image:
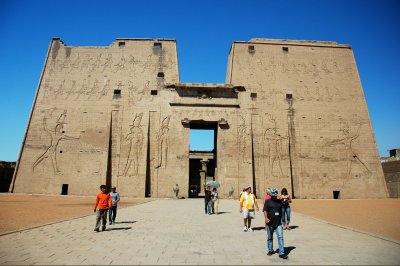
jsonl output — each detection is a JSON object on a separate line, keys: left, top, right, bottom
{"left": 189, "top": 129, "right": 214, "bottom": 151}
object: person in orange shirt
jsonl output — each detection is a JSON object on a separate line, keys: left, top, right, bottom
{"left": 94, "top": 185, "right": 112, "bottom": 232}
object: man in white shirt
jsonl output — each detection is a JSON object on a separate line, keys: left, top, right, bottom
{"left": 109, "top": 186, "right": 120, "bottom": 225}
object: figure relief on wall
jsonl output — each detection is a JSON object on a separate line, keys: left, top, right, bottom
{"left": 156, "top": 116, "right": 171, "bottom": 169}
{"left": 263, "top": 113, "right": 287, "bottom": 179}
{"left": 237, "top": 116, "right": 252, "bottom": 165}
{"left": 81, "top": 54, "right": 93, "bottom": 73}
{"left": 112, "top": 55, "right": 126, "bottom": 73}
{"left": 32, "top": 109, "right": 79, "bottom": 174}
{"left": 69, "top": 54, "right": 81, "bottom": 73}
{"left": 54, "top": 79, "right": 65, "bottom": 99}
{"left": 99, "top": 79, "right": 110, "bottom": 99}
{"left": 101, "top": 54, "right": 113, "bottom": 73}
{"left": 128, "top": 54, "right": 137, "bottom": 77}
{"left": 90, "top": 54, "right": 102, "bottom": 73}
{"left": 121, "top": 113, "right": 144, "bottom": 177}
{"left": 324, "top": 119, "right": 370, "bottom": 180}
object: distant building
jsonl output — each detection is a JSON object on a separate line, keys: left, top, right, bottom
{"left": 10, "top": 38, "right": 388, "bottom": 199}
{"left": 381, "top": 149, "right": 400, "bottom": 198}
{"left": 0, "top": 161, "right": 15, "bottom": 192}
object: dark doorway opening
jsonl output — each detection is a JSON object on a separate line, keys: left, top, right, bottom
{"left": 61, "top": 184, "right": 69, "bottom": 195}
{"left": 188, "top": 121, "right": 218, "bottom": 198}
{"left": 333, "top": 190, "right": 340, "bottom": 199}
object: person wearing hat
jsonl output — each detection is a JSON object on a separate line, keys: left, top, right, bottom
{"left": 109, "top": 186, "right": 120, "bottom": 225}
{"left": 263, "top": 187, "right": 288, "bottom": 259}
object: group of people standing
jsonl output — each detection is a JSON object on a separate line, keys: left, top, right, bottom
{"left": 93, "top": 185, "right": 120, "bottom": 232}
{"left": 240, "top": 186, "right": 292, "bottom": 259}
{"left": 204, "top": 186, "right": 219, "bottom": 215}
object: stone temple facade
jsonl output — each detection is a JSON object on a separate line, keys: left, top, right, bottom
{"left": 10, "top": 38, "right": 388, "bottom": 199}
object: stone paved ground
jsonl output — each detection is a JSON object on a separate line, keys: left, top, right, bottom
{"left": 0, "top": 199, "right": 399, "bottom": 265}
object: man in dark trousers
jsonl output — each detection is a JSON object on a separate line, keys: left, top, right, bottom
{"left": 263, "top": 187, "right": 288, "bottom": 259}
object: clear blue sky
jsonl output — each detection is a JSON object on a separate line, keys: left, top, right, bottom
{"left": 0, "top": 0, "right": 399, "bottom": 161}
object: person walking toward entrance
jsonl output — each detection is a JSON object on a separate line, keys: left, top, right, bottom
{"left": 239, "top": 186, "right": 259, "bottom": 232}
{"left": 93, "top": 185, "right": 112, "bottom": 232}
{"left": 109, "top": 186, "right": 120, "bottom": 225}
{"left": 263, "top": 187, "right": 288, "bottom": 259}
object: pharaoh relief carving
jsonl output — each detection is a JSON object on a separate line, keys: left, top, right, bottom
{"left": 263, "top": 113, "right": 287, "bottom": 179}
{"left": 237, "top": 116, "right": 252, "bottom": 164}
{"left": 156, "top": 116, "right": 171, "bottom": 169}
{"left": 32, "top": 109, "right": 79, "bottom": 174}
{"left": 323, "top": 118, "right": 370, "bottom": 180}
{"left": 121, "top": 113, "right": 144, "bottom": 177}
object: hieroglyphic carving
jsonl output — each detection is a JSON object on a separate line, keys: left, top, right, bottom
{"left": 32, "top": 109, "right": 79, "bottom": 174}
{"left": 121, "top": 113, "right": 144, "bottom": 177}
{"left": 263, "top": 113, "right": 287, "bottom": 179}
{"left": 156, "top": 116, "right": 171, "bottom": 169}
{"left": 237, "top": 116, "right": 251, "bottom": 164}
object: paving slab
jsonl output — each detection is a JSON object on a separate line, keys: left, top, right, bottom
{"left": 0, "top": 199, "right": 399, "bottom": 265}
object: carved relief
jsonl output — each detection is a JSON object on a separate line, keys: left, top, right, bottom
{"left": 32, "top": 109, "right": 79, "bottom": 174}
{"left": 102, "top": 54, "right": 113, "bottom": 73}
{"left": 128, "top": 54, "right": 137, "bottom": 77}
{"left": 324, "top": 118, "right": 370, "bottom": 180}
{"left": 263, "top": 113, "right": 287, "bottom": 179}
{"left": 99, "top": 79, "right": 110, "bottom": 99}
{"left": 90, "top": 54, "right": 102, "bottom": 73}
{"left": 121, "top": 113, "right": 144, "bottom": 177}
{"left": 237, "top": 116, "right": 251, "bottom": 164}
{"left": 156, "top": 116, "right": 171, "bottom": 169}
{"left": 113, "top": 55, "right": 126, "bottom": 73}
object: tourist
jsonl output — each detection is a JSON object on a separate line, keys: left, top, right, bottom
{"left": 263, "top": 187, "right": 288, "bottom": 259}
{"left": 204, "top": 186, "right": 212, "bottom": 214}
{"left": 239, "top": 186, "right": 259, "bottom": 232}
{"left": 263, "top": 187, "right": 272, "bottom": 206}
{"left": 109, "top": 186, "right": 120, "bottom": 225}
{"left": 93, "top": 184, "right": 112, "bottom": 232}
{"left": 211, "top": 188, "right": 219, "bottom": 214}
{"left": 280, "top": 187, "right": 292, "bottom": 230}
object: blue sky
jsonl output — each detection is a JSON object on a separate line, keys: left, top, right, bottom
{"left": 0, "top": 0, "right": 399, "bottom": 161}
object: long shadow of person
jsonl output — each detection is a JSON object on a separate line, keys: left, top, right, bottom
{"left": 275, "top": 246, "right": 296, "bottom": 255}
{"left": 251, "top": 226, "right": 266, "bottom": 231}
{"left": 108, "top": 227, "right": 132, "bottom": 231}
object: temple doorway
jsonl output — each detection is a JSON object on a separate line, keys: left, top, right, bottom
{"left": 188, "top": 121, "right": 217, "bottom": 198}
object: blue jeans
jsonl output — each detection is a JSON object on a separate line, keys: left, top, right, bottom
{"left": 282, "top": 207, "right": 291, "bottom": 225}
{"left": 205, "top": 199, "right": 212, "bottom": 214}
{"left": 109, "top": 206, "right": 117, "bottom": 222}
{"left": 266, "top": 224, "right": 285, "bottom": 255}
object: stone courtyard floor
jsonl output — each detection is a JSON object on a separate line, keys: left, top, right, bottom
{"left": 0, "top": 194, "right": 399, "bottom": 265}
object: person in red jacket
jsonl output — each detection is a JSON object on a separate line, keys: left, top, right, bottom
{"left": 93, "top": 185, "right": 112, "bottom": 232}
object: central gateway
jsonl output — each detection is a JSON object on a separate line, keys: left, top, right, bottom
{"left": 10, "top": 38, "right": 388, "bottom": 199}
